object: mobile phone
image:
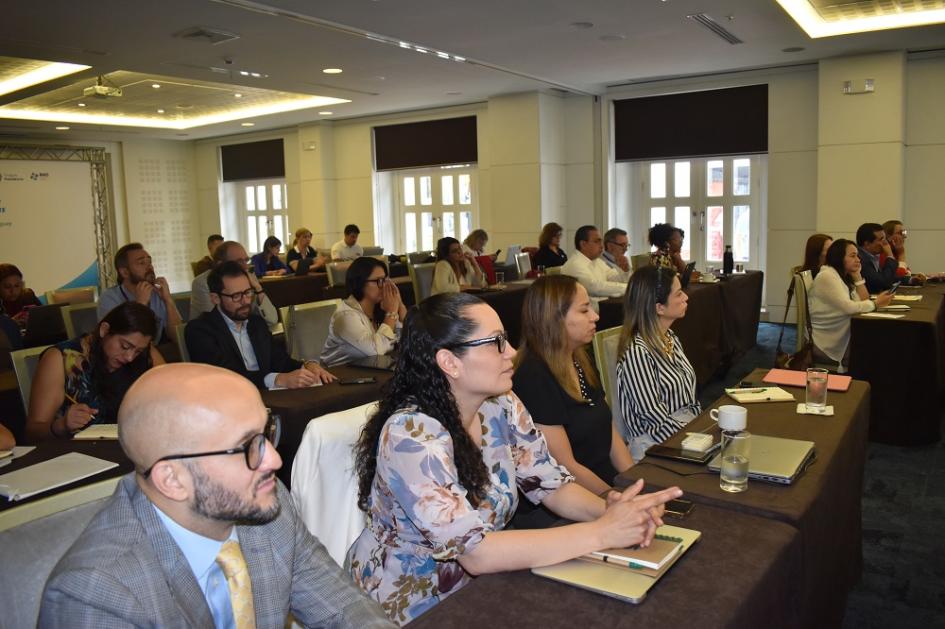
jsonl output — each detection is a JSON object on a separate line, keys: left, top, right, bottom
{"left": 338, "top": 377, "right": 377, "bottom": 385}
{"left": 494, "top": 249, "right": 502, "bottom": 258}
{"left": 888, "top": 281, "right": 901, "bottom": 294}
{"left": 665, "top": 498, "right": 695, "bottom": 519}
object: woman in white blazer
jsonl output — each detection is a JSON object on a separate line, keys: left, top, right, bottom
{"left": 809, "top": 238, "right": 893, "bottom": 371}
{"left": 430, "top": 236, "right": 483, "bottom": 296}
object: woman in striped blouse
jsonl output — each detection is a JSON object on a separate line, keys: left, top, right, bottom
{"left": 615, "top": 266, "right": 701, "bottom": 461}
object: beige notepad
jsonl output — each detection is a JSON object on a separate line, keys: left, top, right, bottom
{"left": 725, "top": 386, "right": 795, "bottom": 403}
{"left": 73, "top": 424, "right": 119, "bottom": 440}
{"left": 893, "top": 295, "right": 922, "bottom": 302}
{"left": 0, "top": 452, "right": 118, "bottom": 501}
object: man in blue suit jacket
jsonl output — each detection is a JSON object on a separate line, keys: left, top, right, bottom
{"left": 40, "top": 363, "right": 391, "bottom": 628}
{"left": 856, "top": 222, "right": 908, "bottom": 293}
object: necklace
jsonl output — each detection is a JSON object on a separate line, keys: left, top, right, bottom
{"left": 661, "top": 330, "right": 674, "bottom": 355}
{"left": 573, "top": 360, "right": 595, "bottom": 406}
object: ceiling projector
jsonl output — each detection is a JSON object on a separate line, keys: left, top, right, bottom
{"left": 83, "top": 84, "right": 122, "bottom": 98}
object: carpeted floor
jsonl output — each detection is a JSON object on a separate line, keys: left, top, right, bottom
{"left": 706, "top": 323, "right": 945, "bottom": 628}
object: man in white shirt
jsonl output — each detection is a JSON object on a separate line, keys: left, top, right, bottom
{"left": 331, "top": 224, "right": 364, "bottom": 261}
{"left": 561, "top": 225, "right": 630, "bottom": 310}
{"left": 190, "top": 241, "right": 278, "bottom": 329}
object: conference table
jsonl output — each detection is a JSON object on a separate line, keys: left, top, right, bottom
{"left": 849, "top": 281, "right": 945, "bottom": 445}
{"left": 411, "top": 501, "right": 802, "bottom": 629}
{"left": 598, "top": 271, "right": 764, "bottom": 387}
{"left": 613, "top": 367, "right": 870, "bottom": 628}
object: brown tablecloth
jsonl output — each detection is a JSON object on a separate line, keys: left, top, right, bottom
{"left": 849, "top": 283, "right": 945, "bottom": 445}
{"left": 411, "top": 501, "right": 802, "bottom": 629}
{"left": 615, "top": 367, "right": 870, "bottom": 627}
{"left": 0, "top": 439, "right": 131, "bottom": 514}
{"left": 598, "top": 272, "right": 763, "bottom": 387}
{"left": 259, "top": 273, "right": 329, "bottom": 314}
{"left": 262, "top": 364, "right": 393, "bottom": 486}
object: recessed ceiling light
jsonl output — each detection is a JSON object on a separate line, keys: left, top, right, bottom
{"left": 239, "top": 71, "right": 249, "bottom": 76}
{"left": 77, "top": 102, "right": 86, "bottom": 107}
{"left": 453, "top": 56, "right": 465, "bottom": 62}
{"left": 0, "top": 61, "right": 90, "bottom": 98}
{"left": 782, "top": 46, "right": 805, "bottom": 53}
{"left": 55, "top": 126, "right": 70, "bottom": 130}
{"left": 151, "top": 83, "right": 161, "bottom": 89}
{"left": 775, "top": 0, "right": 945, "bottom": 37}
{"left": 323, "top": 68, "right": 343, "bottom": 74}
{"left": 157, "top": 109, "right": 165, "bottom": 113}
{"left": 234, "top": 93, "right": 243, "bottom": 98}
{"left": 318, "top": 111, "right": 333, "bottom": 115}
{"left": 241, "top": 122, "right": 255, "bottom": 127}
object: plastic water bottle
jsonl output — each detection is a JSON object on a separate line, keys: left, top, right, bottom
{"left": 723, "top": 245, "right": 734, "bottom": 275}
{"left": 715, "top": 405, "right": 749, "bottom": 493}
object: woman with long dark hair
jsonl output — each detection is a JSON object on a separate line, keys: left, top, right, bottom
{"left": 512, "top": 275, "right": 634, "bottom": 527}
{"left": 320, "top": 257, "right": 406, "bottom": 367}
{"left": 0, "top": 263, "right": 41, "bottom": 326}
{"left": 616, "top": 266, "right": 701, "bottom": 461}
{"left": 25, "top": 302, "right": 163, "bottom": 441}
{"left": 532, "top": 222, "right": 568, "bottom": 269}
{"left": 798, "top": 233, "right": 833, "bottom": 278}
{"left": 809, "top": 238, "right": 892, "bottom": 371}
{"left": 347, "top": 292, "right": 681, "bottom": 625}
{"left": 430, "top": 236, "right": 483, "bottom": 295}
{"left": 251, "top": 235, "right": 289, "bottom": 277}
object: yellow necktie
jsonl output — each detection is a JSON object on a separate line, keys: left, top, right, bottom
{"left": 216, "top": 540, "right": 256, "bottom": 629}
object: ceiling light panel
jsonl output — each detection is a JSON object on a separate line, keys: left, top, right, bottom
{"left": 0, "top": 56, "right": 90, "bottom": 97}
{"left": 0, "top": 70, "right": 349, "bottom": 129}
{"left": 777, "top": 0, "right": 945, "bottom": 37}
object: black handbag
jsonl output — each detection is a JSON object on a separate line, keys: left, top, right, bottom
{"left": 775, "top": 274, "right": 815, "bottom": 371}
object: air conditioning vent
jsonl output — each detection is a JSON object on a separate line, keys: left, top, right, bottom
{"left": 687, "top": 13, "right": 744, "bottom": 45}
{"left": 174, "top": 27, "right": 240, "bottom": 45}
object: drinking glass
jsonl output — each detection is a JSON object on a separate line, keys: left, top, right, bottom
{"left": 719, "top": 431, "right": 750, "bottom": 493}
{"left": 495, "top": 271, "right": 505, "bottom": 287}
{"left": 806, "top": 368, "right": 829, "bottom": 412}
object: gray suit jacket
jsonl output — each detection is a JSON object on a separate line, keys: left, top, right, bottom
{"left": 40, "top": 474, "right": 392, "bottom": 628}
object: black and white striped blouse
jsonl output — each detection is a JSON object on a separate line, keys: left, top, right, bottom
{"left": 615, "top": 331, "right": 701, "bottom": 443}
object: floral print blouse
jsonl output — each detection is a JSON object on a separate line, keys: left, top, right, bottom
{"left": 346, "top": 392, "right": 573, "bottom": 625}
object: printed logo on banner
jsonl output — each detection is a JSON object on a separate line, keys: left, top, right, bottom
{"left": 30, "top": 172, "right": 50, "bottom": 181}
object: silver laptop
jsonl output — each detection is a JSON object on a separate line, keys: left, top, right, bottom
{"left": 505, "top": 244, "right": 522, "bottom": 266}
{"left": 707, "top": 435, "right": 815, "bottom": 485}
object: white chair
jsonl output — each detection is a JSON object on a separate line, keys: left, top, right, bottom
{"left": 172, "top": 323, "right": 190, "bottom": 362}
{"left": 0, "top": 497, "right": 109, "bottom": 628}
{"left": 326, "top": 262, "right": 352, "bottom": 287}
{"left": 514, "top": 252, "right": 532, "bottom": 279}
{"left": 45, "top": 286, "right": 98, "bottom": 305}
{"left": 408, "top": 262, "right": 436, "bottom": 304}
{"left": 592, "top": 326, "right": 629, "bottom": 441}
{"left": 280, "top": 299, "right": 341, "bottom": 361}
{"left": 11, "top": 345, "right": 51, "bottom": 414}
{"left": 171, "top": 291, "right": 191, "bottom": 322}
{"left": 291, "top": 402, "right": 377, "bottom": 566}
{"left": 62, "top": 302, "right": 99, "bottom": 338}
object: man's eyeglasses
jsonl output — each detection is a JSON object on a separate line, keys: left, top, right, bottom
{"left": 141, "top": 413, "right": 281, "bottom": 478}
{"left": 366, "top": 277, "right": 388, "bottom": 288}
{"left": 607, "top": 241, "right": 629, "bottom": 251}
{"left": 216, "top": 288, "right": 262, "bottom": 303}
{"left": 449, "top": 331, "right": 509, "bottom": 354}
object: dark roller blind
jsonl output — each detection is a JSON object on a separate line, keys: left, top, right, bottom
{"left": 374, "top": 116, "right": 478, "bottom": 171}
{"left": 220, "top": 138, "right": 285, "bottom": 181}
{"left": 614, "top": 84, "right": 767, "bottom": 161}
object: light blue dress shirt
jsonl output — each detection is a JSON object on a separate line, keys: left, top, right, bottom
{"left": 153, "top": 505, "right": 238, "bottom": 629}
{"left": 218, "top": 307, "right": 278, "bottom": 389}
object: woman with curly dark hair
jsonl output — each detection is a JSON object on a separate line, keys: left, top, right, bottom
{"left": 648, "top": 223, "right": 695, "bottom": 277}
{"left": 347, "top": 292, "right": 681, "bottom": 625}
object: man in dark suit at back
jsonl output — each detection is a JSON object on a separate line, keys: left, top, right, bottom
{"left": 856, "top": 222, "right": 912, "bottom": 293}
{"left": 40, "top": 363, "right": 391, "bottom": 627}
{"left": 186, "top": 261, "right": 334, "bottom": 390}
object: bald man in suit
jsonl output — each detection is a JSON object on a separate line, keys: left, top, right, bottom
{"left": 40, "top": 363, "right": 391, "bottom": 628}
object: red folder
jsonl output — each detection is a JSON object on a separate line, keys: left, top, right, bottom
{"left": 763, "top": 368, "right": 852, "bottom": 392}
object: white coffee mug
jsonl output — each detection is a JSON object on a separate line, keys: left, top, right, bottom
{"left": 710, "top": 404, "right": 747, "bottom": 431}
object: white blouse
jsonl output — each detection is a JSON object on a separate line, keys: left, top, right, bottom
{"left": 430, "top": 259, "right": 482, "bottom": 296}
{"left": 319, "top": 296, "right": 400, "bottom": 367}
{"left": 808, "top": 266, "right": 875, "bottom": 367}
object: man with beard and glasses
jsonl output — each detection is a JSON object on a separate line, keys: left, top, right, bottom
{"left": 186, "top": 261, "right": 335, "bottom": 390}
{"left": 39, "top": 363, "right": 392, "bottom": 628}
{"left": 98, "top": 243, "right": 182, "bottom": 343}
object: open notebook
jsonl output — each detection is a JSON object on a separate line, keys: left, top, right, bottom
{"left": 532, "top": 525, "right": 701, "bottom": 604}
{"left": 0, "top": 452, "right": 118, "bottom": 501}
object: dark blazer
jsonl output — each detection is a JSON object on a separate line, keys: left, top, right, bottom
{"left": 40, "top": 475, "right": 393, "bottom": 628}
{"left": 186, "top": 308, "right": 301, "bottom": 390}
{"left": 857, "top": 246, "right": 901, "bottom": 293}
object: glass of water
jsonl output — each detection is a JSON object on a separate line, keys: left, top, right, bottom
{"left": 720, "top": 431, "right": 750, "bottom": 493}
{"left": 495, "top": 271, "right": 505, "bottom": 287}
{"left": 806, "top": 368, "right": 829, "bottom": 413}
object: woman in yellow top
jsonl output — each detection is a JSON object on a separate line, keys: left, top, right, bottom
{"left": 431, "top": 237, "right": 484, "bottom": 296}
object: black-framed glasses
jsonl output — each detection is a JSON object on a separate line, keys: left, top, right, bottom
{"left": 366, "top": 276, "right": 389, "bottom": 288}
{"left": 449, "top": 331, "right": 509, "bottom": 354}
{"left": 216, "top": 288, "right": 262, "bottom": 303}
{"left": 607, "top": 240, "right": 629, "bottom": 251}
{"left": 141, "top": 413, "right": 281, "bottom": 478}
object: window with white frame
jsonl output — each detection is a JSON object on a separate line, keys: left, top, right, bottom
{"left": 616, "top": 155, "right": 766, "bottom": 272}
{"left": 394, "top": 165, "right": 477, "bottom": 253}
{"left": 235, "top": 179, "right": 289, "bottom": 254}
